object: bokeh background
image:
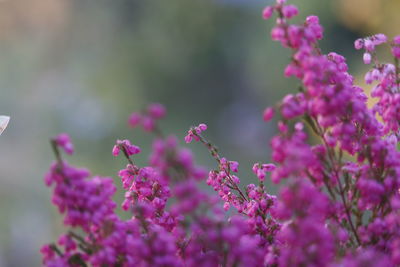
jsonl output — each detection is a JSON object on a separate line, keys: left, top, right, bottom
{"left": 0, "top": 0, "right": 398, "bottom": 265}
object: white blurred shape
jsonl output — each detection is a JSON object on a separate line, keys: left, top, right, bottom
{"left": 0, "top": 116, "right": 10, "bottom": 135}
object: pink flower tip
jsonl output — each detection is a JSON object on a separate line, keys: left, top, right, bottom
{"left": 374, "top": 33, "right": 387, "bottom": 44}
{"left": 142, "top": 116, "right": 155, "bottom": 132}
{"left": 306, "top": 15, "right": 319, "bottom": 24}
{"left": 198, "top": 123, "right": 207, "bottom": 131}
{"left": 271, "top": 27, "right": 285, "bottom": 41}
{"left": 184, "top": 135, "right": 193, "bottom": 144}
{"left": 392, "top": 47, "right": 400, "bottom": 59}
{"left": 128, "top": 112, "right": 142, "bottom": 128}
{"left": 252, "top": 163, "right": 276, "bottom": 181}
{"left": 278, "top": 121, "right": 288, "bottom": 133}
{"left": 282, "top": 5, "right": 298, "bottom": 19}
{"left": 54, "top": 133, "right": 74, "bottom": 155}
{"left": 363, "top": 52, "right": 372, "bottom": 64}
{"left": 223, "top": 202, "right": 230, "bottom": 211}
{"left": 393, "top": 35, "right": 400, "bottom": 45}
{"left": 392, "top": 36, "right": 400, "bottom": 59}
{"left": 112, "top": 145, "right": 120, "bottom": 156}
{"left": 230, "top": 161, "right": 239, "bottom": 172}
{"left": 262, "top": 163, "right": 276, "bottom": 172}
{"left": 262, "top": 6, "right": 274, "bottom": 20}
{"left": 263, "top": 107, "right": 274, "bottom": 122}
{"left": 364, "top": 39, "right": 374, "bottom": 52}
{"left": 114, "top": 139, "right": 141, "bottom": 156}
{"left": 147, "top": 103, "right": 166, "bottom": 119}
{"left": 354, "top": 39, "right": 363, "bottom": 50}
{"left": 126, "top": 145, "right": 141, "bottom": 155}
{"left": 185, "top": 123, "right": 207, "bottom": 143}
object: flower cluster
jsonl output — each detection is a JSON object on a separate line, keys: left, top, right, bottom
{"left": 42, "top": 1, "right": 400, "bottom": 266}
{"left": 112, "top": 139, "right": 141, "bottom": 157}
{"left": 252, "top": 163, "right": 276, "bottom": 181}
{"left": 355, "top": 34, "right": 387, "bottom": 64}
{"left": 54, "top": 133, "right": 74, "bottom": 155}
{"left": 392, "top": 36, "right": 400, "bottom": 59}
{"left": 184, "top": 123, "right": 207, "bottom": 143}
{"left": 355, "top": 33, "right": 400, "bottom": 134}
{"left": 128, "top": 103, "right": 166, "bottom": 132}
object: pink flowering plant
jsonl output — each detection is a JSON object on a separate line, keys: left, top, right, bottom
{"left": 41, "top": 1, "right": 400, "bottom": 266}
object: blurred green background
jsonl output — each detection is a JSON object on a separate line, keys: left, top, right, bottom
{"left": 0, "top": 0, "right": 398, "bottom": 265}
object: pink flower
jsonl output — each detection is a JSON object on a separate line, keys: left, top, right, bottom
{"left": 282, "top": 5, "right": 298, "bottom": 19}
{"left": 392, "top": 35, "right": 400, "bottom": 59}
{"left": 54, "top": 133, "right": 74, "bottom": 155}
{"left": 147, "top": 103, "right": 166, "bottom": 119}
{"left": 141, "top": 116, "right": 155, "bottom": 132}
{"left": 197, "top": 123, "right": 207, "bottom": 132}
{"left": 262, "top": 6, "right": 274, "bottom": 19}
{"left": 184, "top": 123, "right": 207, "bottom": 143}
{"left": 128, "top": 112, "right": 142, "bottom": 127}
{"left": 271, "top": 27, "right": 285, "bottom": 42}
{"left": 229, "top": 161, "right": 239, "bottom": 172}
{"left": 112, "top": 140, "right": 141, "bottom": 156}
{"left": 354, "top": 38, "right": 363, "bottom": 50}
{"left": 252, "top": 163, "right": 276, "bottom": 181}
{"left": 128, "top": 103, "right": 166, "bottom": 132}
{"left": 392, "top": 46, "right": 400, "bottom": 59}
{"left": 184, "top": 134, "right": 193, "bottom": 144}
{"left": 364, "top": 39, "right": 374, "bottom": 51}
{"left": 374, "top": 33, "right": 387, "bottom": 44}
{"left": 394, "top": 35, "right": 400, "bottom": 45}
{"left": 112, "top": 145, "right": 120, "bottom": 156}
{"left": 363, "top": 52, "right": 372, "bottom": 64}
{"left": 263, "top": 107, "right": 275, "bottom": 122}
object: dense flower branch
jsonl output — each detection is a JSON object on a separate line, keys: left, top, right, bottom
{"left": 41, "top": 0, "right": 400, "bottom": 266}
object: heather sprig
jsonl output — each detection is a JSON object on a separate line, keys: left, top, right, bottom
{"left": 42, "top": 1, "right": 400, "bottom": 266}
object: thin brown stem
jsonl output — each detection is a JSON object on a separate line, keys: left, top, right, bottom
{"left": 50, "top": 244, "right": 63, "bottom": 256}
{"left": 193, "top": 131, "right": 249, "bottom": 203}
{"left": 120, "top": 145, "right": 135, "bottom": 166}
{"left": 303, "top": 116, "right": 361, "bottom": 246}
{"left": 337, "top": 175, "right": 361, "bottom": 246}
{"left": 395, "top": 56, "right": 400, "bottom": 91}
{"left": 50, "top": 139, "right": 63, "bottom": 166}
{"left": 68, "top": 231, "right": 93, "bottom": 254}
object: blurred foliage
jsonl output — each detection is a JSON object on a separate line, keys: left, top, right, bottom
{"left": 336, "top": 0, "right": 400, "bottom": 37}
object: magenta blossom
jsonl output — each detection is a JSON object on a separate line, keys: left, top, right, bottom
{"left": 112, "top": 139, "right": 141, "bottom": 156}
{"left": 184, "top": 123, "right": 207, "bottom": 143}
{"left": 42, "top": 1, "right": 400, "bottom": 266}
